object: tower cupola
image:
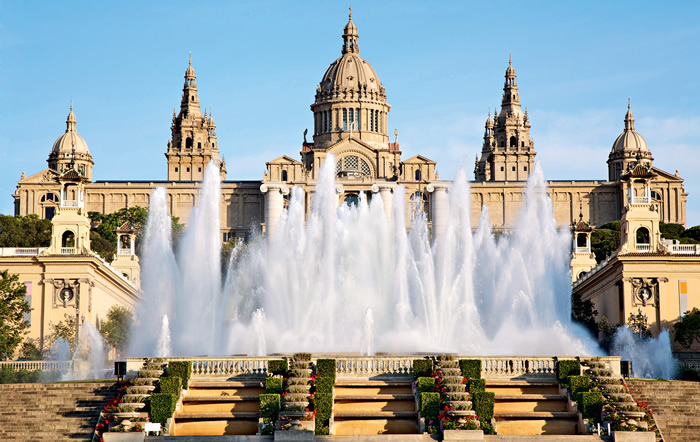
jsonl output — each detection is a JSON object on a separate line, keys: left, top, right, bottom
{"left": 310, "top": 9, "right": 392, "bottom": 150}
{"left": 607, "top": 99, "right": 653, "bottom": 181}
{"left": 47, "top": 102, "right": 94, "bottom": 181}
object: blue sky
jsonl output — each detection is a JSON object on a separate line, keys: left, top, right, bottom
{"left": 2, "top": 1, "right": 699, "bottom": 225}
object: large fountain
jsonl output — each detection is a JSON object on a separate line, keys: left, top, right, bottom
{"left": 129, "top": 157, "right": 603, "bottom": 359}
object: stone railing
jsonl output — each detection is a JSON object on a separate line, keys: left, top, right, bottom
{"left": 0, "top": 360, "right": 73, "bottom": 371}
{"left": 574, "top": 247, "right": 590, "bottom": 254}
{"left": 631, "top": 196, "right": 650, "bottom": 205}
{"left": 636, "top": 244, "right": 650, "bottom": 252}
{"left": 670, "top": 244, "right": 700, "bottom": 255}
{"left": 573, "top": 255, "right": 612, "bottom": 288}
{"left": 0, "top": 247, "right": 46, "bottom": 256}
{"left": 61, "top": 247, "right": 76, "bottom": 255}
{"left": 126, "top": 357, "right": 275, "bottom": 377}
{"left": 335, "top": 356, "right": 414, "bottom": 376}
{"left": 61, "top": 200, "right": 80, "bottom": 208}
{"left": 480, "top": 357, "right": 557, "bottom": 378}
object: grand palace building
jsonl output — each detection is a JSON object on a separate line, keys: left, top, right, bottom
{"left": 5, "top": 12, "right": 700, "bottom": 354}
{"left": 12, "top": 12, "right": 688, "bottom": 240}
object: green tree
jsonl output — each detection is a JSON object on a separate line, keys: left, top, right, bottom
{"left": 49, "top": 314, "right": 77, "bottom": 354}
{"left": 681, "top": 225, "right": 700, "bottom": 244}
{"left": 99, "top": 305, "right": 133, "bottom": 358}
{"left": 0, "top": 270, "right": 31, "bottom": 359}
{"left": 659, "top": 222, "right": 685, "bottom": 240}
{"left": 597, "top": 315, "right": 619, "bottom": 352}
{"left": 18, "top": 340, "right": 43, "bottom": 361}
{"left": 89, "top": 207, "right": 148, "bottom": 261}
{"left": 673, "top": 308, "right": 700, "bottom": 349}
{"left": 571, "top": 292, "right": 598, "bottom": 337}
{"left": 0, "top": 214, "right": 52, "bottom": 247}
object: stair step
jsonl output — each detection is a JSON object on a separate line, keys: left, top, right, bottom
{"left": 188, "top": 381, "right": 264, "bottom": 388}
{"left": 183, "top": 395, "right": 260, "bottom": 402}
{"left": 495, "top": 411, "right": 579, "bottom": 419}
{"left": 334, "top": 410, "right": 418, "bottom": 418}
{"left": 335, "top": 394, "right": 414, "bottom": 401}
{"left": 495, "top": 394, "right": 567, "bottom": 401}
{"left": 487, "top": 381, "right": 559, "bottom": 387}
{"left": 335, "top": 379, "right": 412, "bottom": 387}
{"left": 174, "top": 411, "right": 259, "bottom": 419}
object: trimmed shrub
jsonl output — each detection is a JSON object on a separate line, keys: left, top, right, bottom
{"left": 557, "top": 360, "right": 580, "bottom": 386}
{"left": 167, "top": 361, "right": 192, "bottom": 389}
{"left": 293, "top": 352, "right": 311, "bottom": 361}
{"left": 158, "top": 376, "right": 182, "bottom": 396}
{"left": 578, "top": 391, "right": 604, "bottom": 419}
{"left": 315, "top": 359, "right": 336, "bottom": 394}
{"left": 473, "top": 391, "right": 495, "bottom": 421}
{"left": 259, "top": 394, "right": 280, "bottom": 420}
{"left": 459, "top": 359, "right": 481, "bottom": 380}
{"left": 413, "top": 359, "right": 433, "bottom": 378}
{"left": 266, "top": 376, "right": 284, "bottom": 394}
{"left": 267, "top": 359, "right": 287, "bottom": 376}
{"left": 468, "top": 378, "right": 486, "bottom": 394}
{"left": 417, "top": 377, "right": 435, "bottom": 393}
{"left": 150, "top": 393, "right": 177, "bottom": 425}
{"left": 568, "top": 375, "right": 591, "bottom": 397}
{"left": 313, "top": 392, "right": 333, "bottom": 435}
{"left": 420, "top": 392, "right": 440, "bottom": 422}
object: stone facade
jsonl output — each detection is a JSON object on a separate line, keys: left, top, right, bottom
{"left": 11, "top": 12, "right": 688, "bottom": 239}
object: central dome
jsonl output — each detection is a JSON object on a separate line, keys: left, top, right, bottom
{"left": 319, "top": 53, "right": 383, "bottom": 96}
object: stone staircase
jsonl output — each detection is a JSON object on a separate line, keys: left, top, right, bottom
{"left": 487, "top": 380, "right": 581, "bottom": 435}
{"left": 0, "top": 381, "right": 117, "bottom": 441}
{"left": 626, "top": 379, "right": 700, "bottom": 441}
{"left": 171, "top": 378, "right": 265, "bottom": 436}
{"left": 332, "top": 378, "right": 420, "bottom": 435}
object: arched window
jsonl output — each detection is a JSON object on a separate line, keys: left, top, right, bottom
{"left": 576, "top": 233, "right": 587, "bottom": 248}
{"left": 344, "top": 194, "right": 359, "bottom": 207}
{"left": 415, "top": 169, "right": 421, "bottom": 181}
{"left": 509, "top": 136, "right": 517, "bottom": 148}
{"left": 62, "top": 231, "right": 75, "bottom": 248}
{"left": 281, "top": 170, "right": 288, "bottom": 181}
{"left": 636, "top": 227, "right": 650, "bottom": 244}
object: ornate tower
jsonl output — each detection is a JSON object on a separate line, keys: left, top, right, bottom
{"left": 618, "top": 159, "right": 664, "bottom": 254}
{"left": 607, "top": 100, "right": 653, "bottom": 182}
{"left": 165, "top": 56, "right": 225, "bottom": 181}
{"left": 47, "top": 103, "right": 94, "bottom": 181}
{"left": 309, "top": 9, "right": 392, "bottom": 151}
{"left": 474, "top": 58, "right": 536, "bottom": 181}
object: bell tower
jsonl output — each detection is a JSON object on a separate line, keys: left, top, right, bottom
{"left": 618, "top": 158, "right": 663, "bottom": 254}
{"left": 165, "top": 55, "right": 225, "bottom": 181}
{"left": 475, "top": 58, "right": 536, "bottom": 181}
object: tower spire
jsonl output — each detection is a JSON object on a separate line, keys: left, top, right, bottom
{"left": 625, "top": 97, "right": 635, "bottom": 131}
{"left": 342, "top": 7, "right": 359, "bottom": 55}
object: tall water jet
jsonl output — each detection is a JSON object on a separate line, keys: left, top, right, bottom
{"left": 251, "top": 309, "right": 267, "bottom": 357}
{"left": 362, "top": 308, "right": 375, "bottom": 356}
{"left": 612, "top": 327, "right": 677, "bottom": 379}
{"left": 64, "top": 322, "right": 107, "bottom": 380}
{"left": 156, "top": 314, "right": 172, "bottom": 358}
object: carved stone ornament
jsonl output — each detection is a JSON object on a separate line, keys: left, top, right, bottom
{"left": 630, "top": 277, "right": 658, "bottom": 307}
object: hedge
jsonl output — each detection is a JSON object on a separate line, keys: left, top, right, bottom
{"left": 315, "top": 359, "right": 336, "bottom": 394}
{"left": 260, "top": 394, "right": 280, "bottom": 420}
{"left": 417, "top": 377, "right": 435, "bottom": 393}
{"left": 413, "top": 359, "right": 433, "bottom": 378}
{"left": 266, "top": 376, "right": 284, "bottom": 394}
{"left": 158, "top": 376, "right": 182, "bottom": 396}
{"left": 459, "top": 359, "right": 481, "bottom": 380}
{"left": 420, "top": 392, "right": 440, "bottom": 422}
{"left": 578, "top": 391, "right": 604, "bottom": 419}
{"left": 569, "top": 375, "right": 591, "bottom": 397}
{"left": 267, "top": 359, "right": 287, "bottom": 376}
{"left": 468, "top": 378, "right": 486, "bottom": 394}
{"left": 150, "top": 393, "right": 177, "bottom": 425}
{"left": 557, "top": 360, "right": 580, "bottom": 387}
{"left": 168, "top": 361, "right": 192, "bottom": 389}
{"left": 473, "top": 391, "right": 495, "bottom": 421}
{"left": 313, "top": 392, "right": 333, "bottom": 434}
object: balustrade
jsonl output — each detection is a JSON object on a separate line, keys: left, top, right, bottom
{"left": 636, "top": 244, "right": 650, "bottom": 252}
{"left": 0, "top": 360, "right": 73, "bottom": 371}
{"left": 480, "top": 357, "right": 556, "bottom": 378}
{"left": 631, "top": 196, "right": 650, "bottom": 205}
{"left": 61, "top": 200, "right": 80, "bottom": 208}
{"left": 335, "top": 357, "right": 413, "bottom": 376}
{"left": 670, "top": 244, "right": 700, "bottom": 255}
{"left": 61, "top": 247, "right": 76, "bottom": 255}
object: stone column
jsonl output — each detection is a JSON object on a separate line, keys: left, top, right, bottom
{"left": 260, "top": 182, "right": 289, "bottom": 239}
{"left": 371, "top": 183, "right": 396, "bottom": 225}
{"left": 426, "top": 182, "right": 449, "bottom": 240}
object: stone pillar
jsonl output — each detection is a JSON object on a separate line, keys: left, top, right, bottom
{"left": 371, "top": 183, "right": 396, "bottom": 225}
{"left": 427, "top": 182, "right": 449, "bottom": 240}
{"left": 260, "top": 182, "right": 289, "bottom": 238}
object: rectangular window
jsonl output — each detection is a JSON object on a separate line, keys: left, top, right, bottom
{"left": 328, "top": 111, "right": 332, "bottom": 131}
{"left": 175, "top": 167, "right": 178, "bottom": 172}
{"left": 343, "top": 108, "right": 348, "bottom": 131}
{"left": 24, "top": 282, "right": 31, "bottom": 325}
{"left": 355, "top": 108, "right": 360, "bottom": 130}
{"left": 512, "top": 166, "right": 516, "bottom": 171}
{"left": 374, "top": 111, "right": 378, "bottom": 132}
{"left": 679, "top": 280, "right": 688, "bottom": 317}
{"left": 524, "top": 166, "right": 528, "bottom": 171}
{"left": 198, "top": 167, "right": 202, "bottom": 172}
{"left": 349, "top": 107, "right": 354, "bottom": 129}
{"left": 370, "top": 110, "right": 374, "bottom": 131}
{"left": 187, "top": 167, "right": 190, "bottom": 172}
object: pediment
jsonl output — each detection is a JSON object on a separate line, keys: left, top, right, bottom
{"left": 19, "top": 168, "right": 59, "bottom": 184}
{"left": 266, "top": 155, "right": 302, "bottom": 165}
{"left": 326, "top": 137, "right": 378, "bottom": 156}
{"left": 402, "top": 154, "right": 436, "bottom": 165}
{"left": 652, "top": 166, "right": 683, "bottom": 182}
